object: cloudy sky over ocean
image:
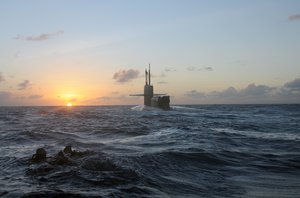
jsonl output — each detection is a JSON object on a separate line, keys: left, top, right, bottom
{"left": 0, "top": 0, "right": 299, "bottom": 106}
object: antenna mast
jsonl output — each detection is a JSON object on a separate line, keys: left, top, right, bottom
{"left": 148, "top": 64, "right": 151, "bottom": 85}
{"left": 145, "top": 69, "right": 148, "bottom": 85}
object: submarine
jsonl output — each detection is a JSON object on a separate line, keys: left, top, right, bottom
{"left": 130, "top": 65, "right": 170, "bottom": 110}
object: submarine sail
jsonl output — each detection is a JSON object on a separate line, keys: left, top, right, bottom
{"left": 130, "top": 64, "right": 170, "bottom": 110}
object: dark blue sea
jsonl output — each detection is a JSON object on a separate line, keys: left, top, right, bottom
{"left": 0, "top": 104, "right": 300, "bottom": 197}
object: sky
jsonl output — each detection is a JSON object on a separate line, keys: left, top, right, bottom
{"left": 0, "top": 0, "right": 300, "bottom": 106}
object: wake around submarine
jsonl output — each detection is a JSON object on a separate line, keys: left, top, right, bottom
{"left": 130, "top": 65, "right": 170, "bottom": 110}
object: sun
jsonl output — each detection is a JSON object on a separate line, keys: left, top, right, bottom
{"left": 67, "top": 102, "right": 73, "bottom": 107}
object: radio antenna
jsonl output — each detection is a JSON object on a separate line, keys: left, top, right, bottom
{"left": 149, "top": 63, "right": 151, "bottom": 85}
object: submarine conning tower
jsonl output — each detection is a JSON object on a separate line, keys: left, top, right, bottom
{"left": 144, "top": 64, "right": 153, "bottom": 106}
{"left": 129, "top": 64, "right": 170, "bottom": 110}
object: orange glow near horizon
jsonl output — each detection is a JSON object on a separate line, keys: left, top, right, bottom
{"left": 58, "top": 92, "right": 79, "bottom": 106}
{"left": 48, "top": 83, "right": 117, "bottom": 106}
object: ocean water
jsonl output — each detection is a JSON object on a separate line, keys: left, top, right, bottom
{"left": 0, "top": 104, "right": 300, "bottom": 197}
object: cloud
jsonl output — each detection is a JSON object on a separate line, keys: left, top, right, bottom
{"left": 13, "top": 30, "right": 64, "bottom": 41}
{"left": 210, "top": 84, "right": 274, "bottom": 98}
{"left": 0, "top": 72, "right": 5, "bottom": 82}
{"left": 113, "top": 69, "right": 139, "bottom": 83}
{"left": 289, "top": 14, "right": 300, "bottom": 21}
{"left": 278, "top": 78, "right": 300, "bottom": 101}
{"left": 28, "top": 95, "right": 43, "bottom": 99}
{"left": 187, "top": 66, "right": 197, "bottom": 71}
{"left": 158, "top": 81, "right": 168, "bottom": 84}
{"left": 165, "top": 68, "right": 176, "bottom": 72}
{"left": 185, "top": 90, "right": 206, "bottom": 98}
{"left": 209, "top": 87, "right": 238, "bottom": 98}
{"left": 18, "top": 80, "right": 31, "bottom": 90}
{"left": 284, "top": 78, "right": 300, "bottom": 92}
{"left": 240, "top": 83, "right": 274, "bottom": 96}
{"left": 203, "top": 67, "right": 213, "bottom": 71}
{"left": 187, "top": 66, "right": 213, "bottom": 71}
{"left": 182, "top": 77, "right": 300, "bottom": 104}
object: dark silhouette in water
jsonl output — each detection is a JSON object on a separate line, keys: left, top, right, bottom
{"left": 30, "top": 146, "right": 90, "bottom": 165}
{"left": 26, "top": 145, "right": 139, "bottom": 191}
{"left": 63, "top": 145, "right": 72, "bottom": 154}
{"left": 31, "top": 148, "right": 47, "bottom": 163}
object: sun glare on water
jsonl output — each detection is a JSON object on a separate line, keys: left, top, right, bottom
{"left": 67, "top": 102, "right": 73, "bottom": 107}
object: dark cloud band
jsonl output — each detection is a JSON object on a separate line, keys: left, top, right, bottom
{"left": 113, "top": 69, "right": 139, "bottom": 83}
{"left": 13, "top": 30, "right": 64, "bottom": 42}
{"left": 17, "top": 80, "right": 31, "bottom": 90}
{"left": 187, "top": 66, "right": 213, "bottom": 71}
{"left": 289, "top": 14, "right": 300, "bottom": 21}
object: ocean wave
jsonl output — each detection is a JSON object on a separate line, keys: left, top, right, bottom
{"left": 1, "top": 105, "right": 300, "bottom": 197}
{"left": 212, "top": 127, "right": 300, "bottom": 141}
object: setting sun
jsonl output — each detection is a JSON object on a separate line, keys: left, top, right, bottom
{"left": 67, "top": 102, "right": 73, "bottom": 107}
